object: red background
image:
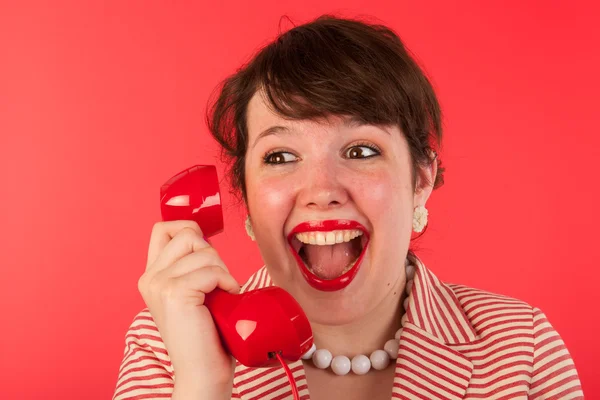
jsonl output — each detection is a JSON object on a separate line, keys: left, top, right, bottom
{"left": 1, "top": 1, "right": 598, "bottom": 399}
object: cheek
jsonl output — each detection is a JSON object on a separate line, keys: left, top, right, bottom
{"left": 263, "top": 189, "right": 288, "bottom": 210}
{"left": 350, "top": 170, "right": 411, "bottom": 218}
{"left": 247, "top": 176, "right": 295, "bottom": 228}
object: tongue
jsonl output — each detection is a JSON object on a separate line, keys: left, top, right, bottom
{"left": 303, "top": 241, "right": 360, "bottom": 279}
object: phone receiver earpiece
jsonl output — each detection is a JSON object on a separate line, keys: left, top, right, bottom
{"left": 160, "top": 165, "right": 224, "bottom": 238}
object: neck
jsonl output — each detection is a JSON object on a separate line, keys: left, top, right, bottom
{"left": 309, "top": 276, "right": 407, "bottom": 357}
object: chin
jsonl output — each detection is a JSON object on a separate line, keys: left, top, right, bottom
{"left": 291, "top": 260, "right": 375, "bottom": 325}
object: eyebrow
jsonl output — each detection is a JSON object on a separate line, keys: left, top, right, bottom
{"left": 251, "top": 116, "right": 380, "bottom": 149}
{"left": 252, "top": 125, "right": 290, "bottom": 149}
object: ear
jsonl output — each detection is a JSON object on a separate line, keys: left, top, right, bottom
{"left": 413, "top": 152, "right": 438, "bottom": 206}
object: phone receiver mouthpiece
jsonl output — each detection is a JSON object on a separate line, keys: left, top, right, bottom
{"left": 204, "top": 287, "right": 313, "bottom": 367}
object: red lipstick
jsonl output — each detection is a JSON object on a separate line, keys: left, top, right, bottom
{"left": 287, "top": 220, "right": 369, "bottom": 291}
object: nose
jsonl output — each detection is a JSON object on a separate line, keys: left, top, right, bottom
{"left": 297, "top": 165, "right": 349, "bottom": 210}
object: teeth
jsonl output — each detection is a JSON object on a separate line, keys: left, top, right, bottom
{"left": 295, "top": 229, "right": 363, "bottom": 245}
{"left": 326, "top": 232, "right": 335, "bottom": 244}
{"left": 316, "top": 233, "right": 326, "bottom": 245}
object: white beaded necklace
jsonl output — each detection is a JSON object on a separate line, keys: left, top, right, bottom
{"left": 300, "top": 260, "right": 415, "bottom": 376}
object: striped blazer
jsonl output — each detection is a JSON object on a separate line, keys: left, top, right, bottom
{"left": 113, "top": 254, "right": 584, "bottom": 399}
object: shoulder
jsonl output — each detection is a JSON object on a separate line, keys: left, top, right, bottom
{"left": 447, "top": 282, "right": 536, "bottom": 331}
{"left": 446, "top": 283, "right": 534, "bottom": 319}
{"left": 118, "top": 308, "right": 173, "bottom": 371}
{"left": 125, "top": 308, "right": 172, "bottom": 372}
{"left": 428, "top": 280, "right": 582, "bottom": 397}
{"left": 444, "top": 284, "right": 583, "bottom": 398}
{"left": 113, "top": 309, "right": 174, "bottom": 399}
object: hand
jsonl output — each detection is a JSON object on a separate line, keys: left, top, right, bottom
{"left": 138, "top": 220, "right": 240, "bottom": 393}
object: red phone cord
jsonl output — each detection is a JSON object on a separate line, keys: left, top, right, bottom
{"left": 275, "top": 353, "right": 299, "bottom": 400}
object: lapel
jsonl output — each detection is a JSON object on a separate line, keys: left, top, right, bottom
{"left": 392, "top": 253, "right": 477, "bottom": 399}
{"left": 237, "top": 254, "right": 479, "bottom": 400}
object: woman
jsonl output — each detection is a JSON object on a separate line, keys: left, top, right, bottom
{"left": 113, "top": 15, "right": 583, "bottom": 400}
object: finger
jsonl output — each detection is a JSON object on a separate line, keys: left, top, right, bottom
{"left": 147, "top": 220, "right": 203, "bottom": 267}
{"left": 147, "top": 227, "right": 209, "bottom": 274}
{"left": 165, "top": 265, "right": 241, "bottom": 302}
{"left": 156, "top": 248, "right": 229, "bottom": 280}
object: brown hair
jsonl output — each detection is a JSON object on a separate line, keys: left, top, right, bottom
{"left": 206, "top": 14, "right": 445, "bottom": 203}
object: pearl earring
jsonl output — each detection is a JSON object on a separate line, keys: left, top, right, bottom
{"left": 245, "top": 215, "right": 255, "bottom": 241}
{"left": 412, "top": 205, "right": 428, "bottom": 233}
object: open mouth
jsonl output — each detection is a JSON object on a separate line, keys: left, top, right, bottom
{"left": 288, "top": 220, "right": 369, "bottom": 291}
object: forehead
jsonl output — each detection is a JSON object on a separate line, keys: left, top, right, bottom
{"left": 246, "top": 90, "right": 365, "bottom": 138}
{"left": 246, "top": 91, "right": 278, "bottom": 132}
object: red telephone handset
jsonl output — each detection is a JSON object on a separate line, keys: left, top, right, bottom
{"left": 160, "top": 165, "right": 314, "bottom": 371}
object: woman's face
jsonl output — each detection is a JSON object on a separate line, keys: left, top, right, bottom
{"left": 244, "top": 91, "right": 436, "bottom": 325}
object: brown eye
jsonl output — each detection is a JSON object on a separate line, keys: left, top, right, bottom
{"left": 345, "top": 145, "right": 379, "bottom": 159}
{"left": 264, "top": 152, "right": 296, "bottom": 164}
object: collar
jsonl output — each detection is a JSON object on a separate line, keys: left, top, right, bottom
{"left": 404, "top": 252, "right": 478, "bottom": 344}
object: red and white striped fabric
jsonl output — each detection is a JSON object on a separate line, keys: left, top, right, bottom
{"left": 112, "top": 254, "right": 583, "bottom": 399}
